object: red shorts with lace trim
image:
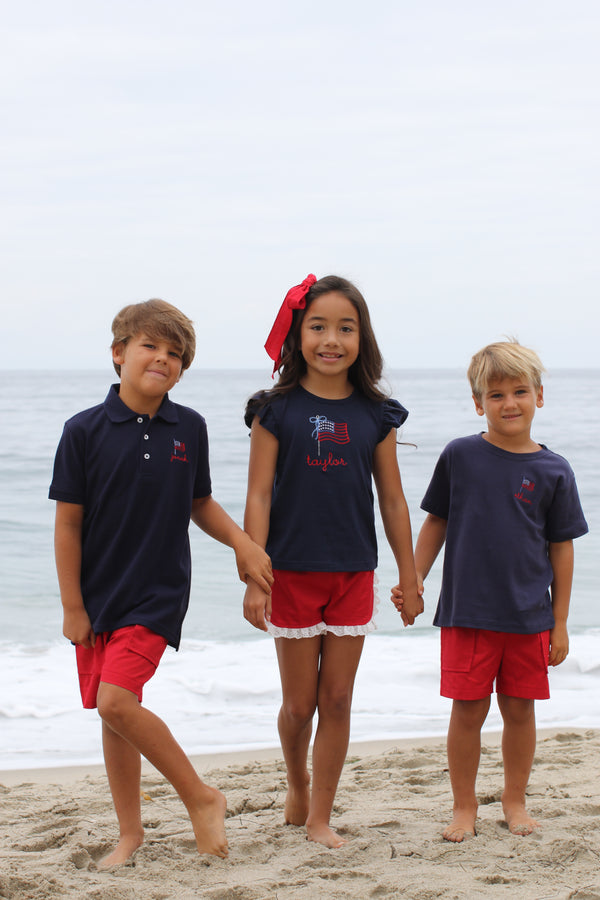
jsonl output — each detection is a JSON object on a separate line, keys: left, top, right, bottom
{"left": 75, "top": 624, "right": 168, "bottom": 709}
{"left": 440, "top": 627, "right": 550, "bottom": 701}
{"left": 269, "top": 569, "right": 374, "bottom": 633}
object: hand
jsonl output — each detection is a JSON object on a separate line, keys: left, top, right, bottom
{"left": 243, "top": 579, "right": 272, "bottom": 632}
{"left": 548, "top": 622, "right": 569, "bottom": 666}
{"left": 63, "top": 607, "right": 95, "bottom": 648}
{"left": 234, "top": 533, "right": 273, "bottom": 594}
{"left": 390, "top": 579, "right": 424, "bottom": 626}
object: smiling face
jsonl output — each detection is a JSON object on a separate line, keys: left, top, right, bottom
{"left": 112, "top": 332, "right": 183, "bottom": 416}
{"left": 299, "top": 291, "right": 360, "bottom": 394}
{"left": 473, "top": 375, "right": 544, "bottom": 451}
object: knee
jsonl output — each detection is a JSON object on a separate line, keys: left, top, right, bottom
{"left": 280, "top": 698, "right": 316, "bottom": 729}
{"left": 318, "top": 686, "right": 353, "bottom": 721}
{"left": 96, "top": 684, "right": 136, "bottom": 728}
{"left": 452, "top": 697, "right": 490, "bottom": 730}
{"left": 499, "top": 695, "right": 535, "bottom": 726}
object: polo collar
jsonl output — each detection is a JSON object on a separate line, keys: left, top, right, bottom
{"left": 103, "top": 384, "right": 179, "bottom": 424}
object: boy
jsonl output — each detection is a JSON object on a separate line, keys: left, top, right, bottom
{"left": 49, "top": 299, "right": 273, "bottom": 867}
{"left": 410, "top": 340, "right": 587, "bottom": 842}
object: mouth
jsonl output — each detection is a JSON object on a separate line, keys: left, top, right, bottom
{"left": 318, "top": 353, "right": 342, "bottom": 360}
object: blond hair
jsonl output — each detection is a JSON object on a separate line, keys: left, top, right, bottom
{"left": 468, "top": 340, "right": 545, "bottom": 401}
{"left": 111, "top": 299, "right": 196, "bottom": 376}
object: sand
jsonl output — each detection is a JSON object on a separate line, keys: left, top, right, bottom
{"left": 1, "top": 729, "right": 600, "bottom": 899}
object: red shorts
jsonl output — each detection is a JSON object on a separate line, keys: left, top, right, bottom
{"left": 76, "top": 625, "right": 168, "bottom": 709}
{"left": 269, "top": 569, "right": 375, "bottom": 637}
{"left": 440, "top": 627, "right": 550, "bottom": 701}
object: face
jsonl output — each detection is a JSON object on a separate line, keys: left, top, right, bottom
{"left": 473, "top": 375, "right": 544, "bottom": 449}
{"left": 112, "top": 333, "right": 183, "bottom": 414}
{"left": 300, "top": 291, "right": 360, "bottom": 383}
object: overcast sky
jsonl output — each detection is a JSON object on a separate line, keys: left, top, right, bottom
{"left": 3, "top": 0, "right": 599, "bottom": 372}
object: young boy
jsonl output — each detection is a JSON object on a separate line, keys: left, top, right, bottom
{"left": 49, "top": 299, "right": 273, "bottom": 867}
{"left": 410, "top": 340, "right": 587, "bottom": 842}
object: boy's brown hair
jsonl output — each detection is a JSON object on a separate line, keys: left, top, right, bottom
{"left": 111, "top": 299, "right": 196, "bottom": 376}
{"left": 468, "top": 340, "right": 545, "bottom": 401}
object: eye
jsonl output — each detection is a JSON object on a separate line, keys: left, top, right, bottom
{"left": 143, "top": 342, "right": 156, "bottom": 350}
{"left": 340, "top": 325, "right": 355, "bottom": 333}
{"left": 169, "top": 350, "right": 182, "bottom": 359}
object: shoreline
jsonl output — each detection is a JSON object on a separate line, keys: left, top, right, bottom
{"left": 0, "top": 726, "right": 585, "bottom": 787}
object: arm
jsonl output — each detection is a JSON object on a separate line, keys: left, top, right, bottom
{"left": 547, "top": 539, "right": 574, "bottom": 666}
{"left": 54, "top": 501, "right": 95, "bottom": 647}
{"left": 373, "top": 429, "right": 423, "bottom": 626}
{"left": 241, "top": 418, "right": 279, "bottom": 631}
{"left": 191, "top": 494, "right": 273, "bottom": 595}
{"left": 414, "top": 512, "right": 448, "bottom": 586}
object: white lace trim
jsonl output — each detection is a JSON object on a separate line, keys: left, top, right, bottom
{"left": 266, "top": 574, "right": 380, "bottom": 640}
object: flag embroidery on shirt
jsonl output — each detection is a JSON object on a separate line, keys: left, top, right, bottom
{"left": 170, "top": 439, "right": 188, "bottom": 463}
{"left": 309, "top": 415, "right": 350, "bottom": 457}
{"left": 515, "top": 476, "right": 535, "bottom": 504}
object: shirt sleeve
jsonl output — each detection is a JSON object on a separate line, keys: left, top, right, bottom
{"left": 379, "top": 398, "right": 409, "bottom": 441}
{"left": 545, "top": 461, "right": 588, "bottom": 542}
{"left": 421, "top": 446, "right": 451, "bottom": 520}
{"left": 48, "top": 423, "right": 86, "bottom": 504}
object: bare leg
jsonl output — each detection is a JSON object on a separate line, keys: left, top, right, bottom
{"left": 306, "top": 634, "right": 364, "bottom": 848}
{"left": 97, "top": 683, "right": 228, "bottom": 861}
{"left": 275, "top": 636, "right": 321, "bottom": 826}
{"left": 444, "top": 696, "right": 490, "bottom": 842}
{"left": 498, "top": 693, "right": 539, "bottom": 835}
{"left": 98, "top": 721, "right": 144, "bottom": 868}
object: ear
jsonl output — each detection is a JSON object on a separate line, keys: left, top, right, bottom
{"left": 112, "top": 342, "right": 126, "bottom": 367}
{"left": 472, "top": 395, "right": 485, "bottom": 417}
{"left": 536, "top": 385, "right": 544, "bottom": 408}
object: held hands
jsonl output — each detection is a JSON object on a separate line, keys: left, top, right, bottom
{"left": 549, "top": 622, "right": 569, "bottom": 667}
{"left": 234, "top": 533, "right": 273, "bottom": 594}
{"left": 243, "top": 579, "right": 272, "bottom": 632}
{"left": 391, "top": 575, "right": 424, "bottom": 627}
{"left": 63, "top": 606, "right": 96, "bottom": 648}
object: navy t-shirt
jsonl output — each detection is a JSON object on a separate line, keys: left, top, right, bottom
{"left": 422, "top": 434, "right": 588, "bottom": 634}
{"left": 248, "top": 386, "right": 408, "bottom": 572}
{"left": 49, "top": 385, "right": 211, "bottom": 648}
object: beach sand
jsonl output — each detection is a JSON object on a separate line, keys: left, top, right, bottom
{"left": 1, "top": 729, "right": 599, "bottom": 899}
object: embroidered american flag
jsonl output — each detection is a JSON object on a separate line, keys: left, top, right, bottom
{"left": 310, "top": 416, "right": 350, "bottom": 445}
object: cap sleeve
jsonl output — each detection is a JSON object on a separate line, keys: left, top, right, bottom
{"left": 244, "top": 390, "right": 280, "bottom": 438}
{"left": 379, "top": 398, "right": 408, "bottom": 441}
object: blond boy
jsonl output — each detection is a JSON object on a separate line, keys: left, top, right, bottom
{"left": 409, "top": 341, "right": 587, "bottom": 841}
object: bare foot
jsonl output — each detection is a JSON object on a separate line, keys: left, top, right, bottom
{"left": 97, "top": 831, "right": 144, "bottom": 869}
{"left": 306, "top": 821, "right": 347, "bottom": 849}
{"left": 189, "top": 786, "right": 228, "bottom": 858}
{"left": 442, "top": 808, "right": 477, "bottom": 843}
{"left": 284, "top": 777, "right": 310, "bottom": 826}
{"left": 503, "top": 801, "right": 539, "bottom": 836}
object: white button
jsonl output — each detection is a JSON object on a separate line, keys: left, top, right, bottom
{"left": 144, "top": 453, "right": 150, "bottom": 460}
{"left": 137, "top": 417, "right": 143, "bottom": 424}
{"left": 144, "top": 434, "right": 149, "bottom": 440}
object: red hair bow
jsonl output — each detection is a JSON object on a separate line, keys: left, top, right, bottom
{"left": 264, "top": 273, "right": 317, "bottom": 374}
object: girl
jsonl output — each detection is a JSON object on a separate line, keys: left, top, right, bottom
{"left": 243, "top": 274, "right": 422, "bottom": 849}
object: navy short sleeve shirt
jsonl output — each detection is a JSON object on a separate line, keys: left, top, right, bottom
{"left": 249, "top": 386, "right": 408, "bottom": 572}
{"left": 49, "top": 385, "right": 211, "bottom": 648}
{"left": 422, "top": 434, "right": 588, "bottom": 634}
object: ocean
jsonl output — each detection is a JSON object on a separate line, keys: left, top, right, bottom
{"left": 0, "top": 368, "right": 597, "bottom": 770}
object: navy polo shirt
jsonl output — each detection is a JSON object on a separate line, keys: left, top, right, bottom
{"left": 49, "top": 385, "right": 211, "bottom": 648}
